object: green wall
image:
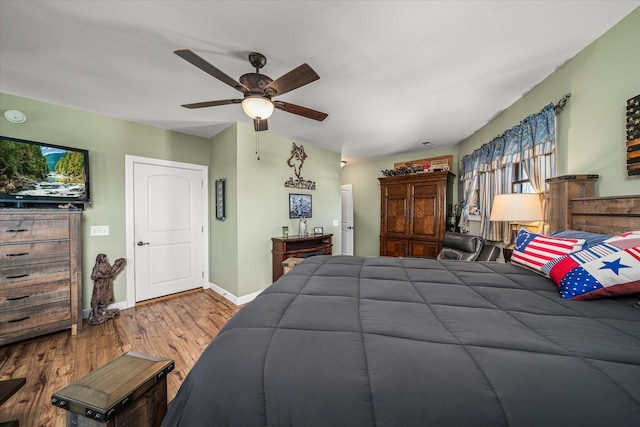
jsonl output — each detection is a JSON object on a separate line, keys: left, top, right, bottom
{"left": 341, "top": 147, "right": 459, "bottom": 257}
{"left": 0, "top": 92, "right": 210, "bottom": 309}
{"left": 209, "top": 124, "right": 240, "bottom": 297}
{"left": 458, "top": 7, "right": 640, "bottom": 196}
{"left": 1, "top": 92, "right": 343, "bottom": 306}
{"left": 210, "top": 122, "right": 342, "bottom": 297}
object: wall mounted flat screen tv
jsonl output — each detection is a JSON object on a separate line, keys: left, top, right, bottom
{"left": 0, "top": 136, "right": 90, "bottom": 207}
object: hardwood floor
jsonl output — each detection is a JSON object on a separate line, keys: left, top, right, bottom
{"left": 0, "top": 289, "right": 240, "bottom": 427}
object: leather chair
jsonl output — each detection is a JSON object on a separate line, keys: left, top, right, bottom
{"left": 476, "top": 244, "right": 500, "bottom": 261}
{"left": 437, "top": 232, "right": 484, "bottom": 261}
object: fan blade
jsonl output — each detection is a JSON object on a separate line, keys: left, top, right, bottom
{"left": 254, "top": 118, "right": 268, "bottom": 132}
{"left": 174, "top": 49, "right": 249, "bottom": 93}
{"left": 181, "top": 99, "right": 242, "bottom": 109}
{"left": 265, "top": 64, "right": 319, "bottom": 96}
{"left": 274, "top": 101, "right": 328, "bottom": 121}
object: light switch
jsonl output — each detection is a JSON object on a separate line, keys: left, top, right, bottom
{"left": 332, "top": 219, "right": 339, "bottom": 226}
{"left": 90, "top": 225, "right": 109, "bottom": 236}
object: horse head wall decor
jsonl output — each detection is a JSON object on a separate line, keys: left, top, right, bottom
{"left": 285, "top": 142, "right": 316, "bottom": 190}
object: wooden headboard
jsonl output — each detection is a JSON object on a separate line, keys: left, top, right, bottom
{"left": 565, "top": 195, "right": 640, "bottom": 235}
{"left": 547, "top": 175, "right": 640, "bottom": 235}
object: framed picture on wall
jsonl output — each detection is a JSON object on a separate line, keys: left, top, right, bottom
{"left": 289, "top": 193, "right": 312, "bottom": 218}
{"left": 215, "top": 179, "right": 225, "bottom": 220}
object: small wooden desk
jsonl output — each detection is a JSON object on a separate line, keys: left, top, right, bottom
{"left": 271, "top": 234, "right": 333, "bottom": 281}
{"left": 0, "top": 378, "right": 26, "bottom": 427}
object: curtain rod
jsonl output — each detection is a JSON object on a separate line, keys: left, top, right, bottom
{"left": 473, "top": 94, "right": 572, "bottom": 148}
{"left": 554, "top": 93, "right": 571, "bottom": 113}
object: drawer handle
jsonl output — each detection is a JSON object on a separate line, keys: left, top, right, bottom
{"left": 6, "top": 252, "right": 29, "bottom": 257}
{"left": 7, "top": 295, "right": 29, "bottom": 301}
{"left": 8, "top": 316, "right": 30, "bottom": 323}
{"left": 6, "top": 273, "right": 29, "bottom": 279}
{"left": 6, "top": 229, "right": 28, "bottom": 233}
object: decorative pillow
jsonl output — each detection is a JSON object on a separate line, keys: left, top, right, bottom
{"left": 545, "top": 231, "right": 640, "bottom": 300}
{"left": 511, "top": 229, "right": 586, "bottom": 276}
{"left": 603, "top": 230, "right": 640, "bottom": 248}
{"left": 550, "top": 229, "right": 612, "bottom": 248}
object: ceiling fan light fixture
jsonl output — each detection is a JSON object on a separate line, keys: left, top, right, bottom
{"left": 242, "top": 96, "right": 274, "bottom": 120}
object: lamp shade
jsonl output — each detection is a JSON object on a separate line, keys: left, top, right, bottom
{"left": 489, "top": 193, "right": 543, "bottom": 223}
{"left": 241, "top": 96, "right": 274, "bottom": 119}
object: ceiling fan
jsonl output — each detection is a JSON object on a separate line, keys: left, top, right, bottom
{"left": 174, "top": 49, "right": 328, "bottom": 132}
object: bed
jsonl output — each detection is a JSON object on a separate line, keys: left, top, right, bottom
{"left": 161, "top": 194, "right": 640, "bottom": 427}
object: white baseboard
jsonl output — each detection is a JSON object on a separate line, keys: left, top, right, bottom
{"left": 88, "top": 285, "right": 262, "bottom": 318}
{"left": 206, "top": 282, "right": 263, "bottom": 305}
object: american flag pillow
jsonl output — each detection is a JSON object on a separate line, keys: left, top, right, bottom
{"left": 511, "top": 229, "right": 586, "bottom": 276}
{"left": 546, "top": 231, "right": 640, "bottom": 300}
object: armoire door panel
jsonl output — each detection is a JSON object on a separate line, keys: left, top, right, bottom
{"left": 409, "top": 240, "right": 439, "bottom": 258}
{"left": 412, "top": 183, "right": 438, "bottom": 196}
{"left": 385, "top": 198, "right": 407, "bottom": 234}
{"left": 385, "top": 185, "right": 407, "bottom": 198}
{"left": 412, "top": 196, "right": 437, "bottom": 236}
{"left": 381, "top": 238, "right": 407, "bottom": 257}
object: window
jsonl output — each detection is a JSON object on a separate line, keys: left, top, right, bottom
{"left": 512, "top": 162, "right": 534, "bottom": 193}
{"left": 469, "top": 188, "right": 480, "bottom": 217}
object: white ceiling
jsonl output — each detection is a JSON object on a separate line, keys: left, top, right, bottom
{"left": 1, "top": 1, "right": 638, "bottom": 163}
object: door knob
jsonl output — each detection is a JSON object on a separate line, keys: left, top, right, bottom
{"left": 137, "top": 241, "right": 149, "bottom": 246}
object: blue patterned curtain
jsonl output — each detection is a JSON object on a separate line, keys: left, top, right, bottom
{"left": 458, "top": 103, "right": 557, "bottom": 239}
{"left": 458, "top": 152, "right": 480, "bottom": 232}
{"left": 523, "top": 104, "right": 556, "bottom": 233}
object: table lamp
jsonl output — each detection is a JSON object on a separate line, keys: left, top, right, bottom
{"left": 489, "top": 193, "right": 544, "bottom": 262}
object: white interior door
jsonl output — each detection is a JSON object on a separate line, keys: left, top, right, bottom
{"left": 341, "top": 184, "right": 354, "bottom": 256}
{"left": 131, "top": 161, "right": 205, "bottom": 302}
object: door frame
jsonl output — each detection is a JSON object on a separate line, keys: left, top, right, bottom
{"left": 341, "top": 183, "right": 354, "bottom": 255}
{"left": 124, "top": 155, "right": 209, "bottom": 308}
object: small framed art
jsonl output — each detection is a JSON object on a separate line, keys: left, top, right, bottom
{"left": 289, "top": 193, "right": 312, "bottom": 218}
{"left": 215, "top": 179, "right": 225, "bottom": 220}
{"left": 314, "top": 227, "right": 324, "bottom": 235}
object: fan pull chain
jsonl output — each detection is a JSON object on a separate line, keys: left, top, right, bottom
{"left": 256, "top": 130, "right": 260, "bottom": 160}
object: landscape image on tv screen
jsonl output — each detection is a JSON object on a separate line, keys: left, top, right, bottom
{"left": 0, "top": 136, "right": 89, "bottom": 203}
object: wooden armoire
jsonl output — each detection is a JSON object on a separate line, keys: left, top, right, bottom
{"left": 379, "top": 171, "right": 454, "bottom": 258}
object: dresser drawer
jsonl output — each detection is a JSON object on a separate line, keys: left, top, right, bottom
{"left": 1, "top": 260, "right": 71, "bottom": 286}
{"left": 1, "top": 280, "right": 71, "bottom": 312}
{"left": 0, "top": 300, "right": 71, "bottom": 338}
{"left": 0, "top": 240, "right": 70, "bottom": 267}
{"left": 0, "top": 219, "right": 70, "bottom": 243}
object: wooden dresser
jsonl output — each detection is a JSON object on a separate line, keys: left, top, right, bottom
{"left": 379, "top": 171, "right": 454, "bottom": 258}
{"left": 0, "top": 209, "right": 83, "bottom": 345}
{"left": 271, "top": 234, "right": 332, "bottom": 282}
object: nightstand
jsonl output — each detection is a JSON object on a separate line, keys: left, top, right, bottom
{"left": 503, "top": 245, "right": 514, "bottom": 263}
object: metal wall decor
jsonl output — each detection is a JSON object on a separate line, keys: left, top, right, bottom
{"left": 627, "top": 94, "right": 640, "bottom": 176}
{"left": 284, "top": 142, "right": 316, "bottom": 190}
{"left": 215, "top": 178, "right": 225, "bottom": 220}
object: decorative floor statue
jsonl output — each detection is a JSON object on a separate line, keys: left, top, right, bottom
{"left": 89, "top": 253, "right": 126, "bottom": 326}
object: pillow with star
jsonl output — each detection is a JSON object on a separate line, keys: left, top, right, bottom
{"left": 542, "top": 231, "right": 640, "bottom": 300}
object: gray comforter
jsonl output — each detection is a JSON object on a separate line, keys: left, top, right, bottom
{"left": 161, "top": 256, "right": 640, "bottom": 426}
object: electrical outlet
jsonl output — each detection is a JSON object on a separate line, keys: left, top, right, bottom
{"left": 90, "top": 225, "right": 109, "bottom": 236}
